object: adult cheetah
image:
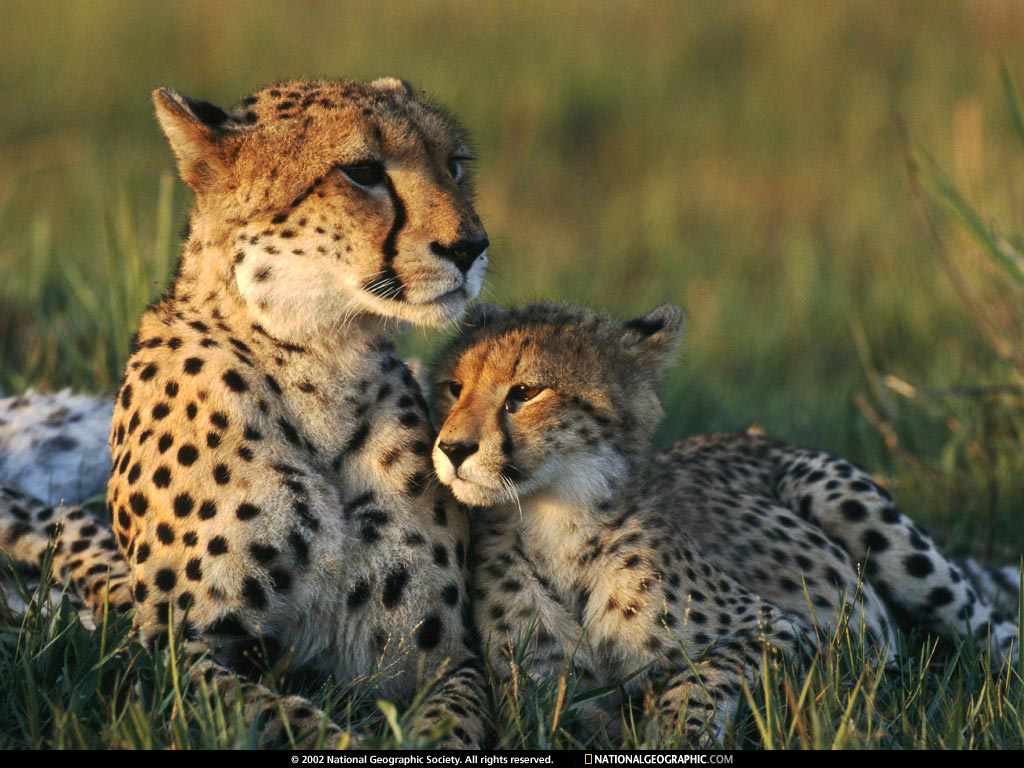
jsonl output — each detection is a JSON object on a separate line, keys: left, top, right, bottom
{"left": 0, "top": 78, "right": 489, "bottom": 748}
{"left": 430, "top": 301, "right": 1021, "bottom": 743}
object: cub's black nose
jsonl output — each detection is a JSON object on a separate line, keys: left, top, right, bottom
{"left": 431, "top": 237, "right": 489, "bottom": 274}
{"left": 439, "top": 440, "right": 479, "bottom": 468}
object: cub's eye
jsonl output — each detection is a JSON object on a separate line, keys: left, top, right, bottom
{"left": 338, "top": 161, "right": 386, "bottom": 187}
{"left": 447, "top": 156, "right": 468, "bottom": 183}
{"left": 447, "top": 381, "right": 463, "bottom": 399}
{"left": 504, "top": 384, "right": 544, "bottom": 413}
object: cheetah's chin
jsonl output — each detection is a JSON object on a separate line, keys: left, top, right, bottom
{"left": 446, "top": 477, "right": 510, "bottom": 508}
{"left": 355, "top": 285, "right": 471, "bottom": 328}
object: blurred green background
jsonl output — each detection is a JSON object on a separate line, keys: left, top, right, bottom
{"left": 1, "top": 1, "right": 1022, "bottom": 553}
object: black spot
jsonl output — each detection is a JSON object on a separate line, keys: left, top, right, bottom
{"left": 186, "top": 557, "right": 202, "bottom": 581}
{"left": 270, "top": 568, "right": 292, "bottom": 592}
{"left": 206, "top": 432, "right": 221, "bottom": 448}
{"left": 158, "top": 433, "right": 174, "bottom": 453}
{"left": 249, "top": 543, "right": 278, "bottom": 563}
{"left": 347, "top": 579, "right": 371, "bottom": 609}
{"left": 157, "top": 523, "right": 175, "bottom": 544}
{"left": 288, "top": 530, "right": 309, "bottom": 565}
{"left": 208, "top": 536, "right": 229, "bottom": 555}
{"left": 381, "top": 565, "right": 410, "bottom": 608}
{"left": 183, "top": 531, "right": 198, "bottom": 547}
{"left": 129, "top": 492, "right": 149, "bottom": 515}
{"left": 198, "top": 500, "right": 217, "bottom": 519}
{"left": 210, "top": 411, "right": 229, "bottom": 429}
{"left": 177, "top": 444, "right": 199, "bottom": 466}
{"left": 264, "top": 374, "right": 282, "bottom": 395}
{"left": 155, "top": 568, "right": 176, "bottom": 592}
{"left": 416, "top": 614, "right": 443, "bottom": 650}
{"left": 236, "top": 503, "right": 260, "bottom": 521}
{"left": 432, "top": 544, "right": 449, "bottom": 568}
{"left": 222, "top": 370, "right": 248, "bottom": 392}
{"left": 862, "top": 529, "right": 890, "bottom": 553}
{"left": 186, "top": 403, "right": 197, "bottom": 420}
{"left": 165, "top": 381, "right": 179, "bottom": 397}
{"left": 121, "top": 384, "right": 133, "bottom": 408}
{"left": 153, "top": 466, "right": 172, "bottom": 488}
{"left": 242, "top": 576, "right": 268, "bottom": 610}
{"left": 342, "top": 421, "right": 371, "bottom": 456}
{"left": 207, "top": 614, "right": 248, "bottom": 637}
{"left": 905, "top": 554, "right": 934, "bottom": 578}
{"left": 134, "top": 582, "right": 148, "bottom": 601}
{"left": 880, "top": 506, "right": 901, "bottom": 524}
{"left": 152, "top": 403, "right": 171, "bottom": 420}
{"left": 433, "top": 501, "right": 447, "bottom": 527}
{"left": 140, "top": 362, "right": 158, "bottom": 381}
{"left": 184, "top": 357, "right": 204, "bottom": 375}
{"left": 840, "top": 499, "right": 868, "bottom": 521}
{"left": 136, "top": 543, "right": 150, "bottom": 563}
{"left": 277, "top": 418, "right": 301, "bottom": 447}
{"left": 213, "top": 464, "right": 231, "bottom": 484}
{"left": 399, "top": 411, "right": 420, "bottom": 429}
{"left": 441, "top": 583, "right": 459, "bottom": 606}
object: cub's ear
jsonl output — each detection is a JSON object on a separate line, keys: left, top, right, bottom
{"left": 622, "top": 304, "right": 686, "bottom": 374}
{"left": 370, "top": 76, "right": 415, "bottom": 97}
{"left": 152, "top": 88, "right": 238, "bottom": 193}
{"left": 462, "top": 302, "right": 505, "bottom": 328}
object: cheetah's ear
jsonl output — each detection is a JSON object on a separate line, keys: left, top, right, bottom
{"left": 370, "top": 77, "right": 415, "bottom": 98}
{"left": 622, "top": 304, "right": 686, "bottom": 374}
{"left": 152, "top": 88, "right": 237, "bottom": 193}
{"left": 461, "top": 302, "right": 505, "bottom": 328}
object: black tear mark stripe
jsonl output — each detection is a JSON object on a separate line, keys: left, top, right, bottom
{"left": 364, "top": 174, "right": 407, "bottom": 301}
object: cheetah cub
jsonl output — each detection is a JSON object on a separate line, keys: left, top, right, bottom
{"left": 0, "top": 78, "right": 489, "bottom": 748}
{"left": 431, "top": 302, "right": 1020, "bottom": 742}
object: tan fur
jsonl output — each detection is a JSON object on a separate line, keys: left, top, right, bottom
{"left": 432, "top": 302, "right": 1020, "bottom": 744}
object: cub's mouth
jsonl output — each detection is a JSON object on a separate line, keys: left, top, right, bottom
{"left": 447, "top": 476, "right": 512, "bottom": 508}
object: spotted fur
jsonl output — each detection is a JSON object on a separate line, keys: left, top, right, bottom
{"left": 0, "top": 78, "right": 490, "bottom": 748}
{"left": 431, "top": 302, "right": 1020, "bottom": 744}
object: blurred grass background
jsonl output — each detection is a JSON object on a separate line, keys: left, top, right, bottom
{"left": 1, "top": 0, "right": 1023, "bottom": 556}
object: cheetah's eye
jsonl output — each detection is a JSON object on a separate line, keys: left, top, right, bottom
{"left": 505, "top": 384, "right": 544, "bottom": 413}
{"left": 339, "top": 161, "right": 386, "bottom": 188}
{"left": 447, "top": 156, "right": 469, "bottom": 183}
{"left": 447, "top": 381, "right": 463, "bottom": 399}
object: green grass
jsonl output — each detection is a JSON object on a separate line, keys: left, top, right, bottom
{"left": 1, "top": 0, "right": 1024, "bottom": 750}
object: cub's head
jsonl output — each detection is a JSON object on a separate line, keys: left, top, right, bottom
{"left": 432, "top": 302, "right": 685, "bottom": 507}
{"left": 154, "top": 78, "right": 487, "bottom": 336}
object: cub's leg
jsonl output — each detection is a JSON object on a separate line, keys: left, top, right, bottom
{"left": 0, "top": 486, "right": 133, "bottom": 620}
{"left": 655, "top": 599, "right": 809, "bottom": 746}
{"left": 472, "top": 543, "right": 612, "bottom": 738}
{"left": 771, "top": 446, "right": 1019, "bottom": 661}
{"left": 183, "top": 644, "right": 347, "bottom": 748}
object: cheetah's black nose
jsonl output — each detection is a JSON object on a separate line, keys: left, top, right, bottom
{"left": 439, "top": 440, "right": 479, "bottom": 469}
{"left": 431, "top": 237, "right": 489, "bottom": 275}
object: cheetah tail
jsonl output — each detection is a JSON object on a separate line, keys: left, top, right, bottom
{"left": 957, "top": 555, "right": 1023, "bottom": 617}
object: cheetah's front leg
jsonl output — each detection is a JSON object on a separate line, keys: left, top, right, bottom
{"left": 656, "top": 612, "right": 807, "bottom": 747}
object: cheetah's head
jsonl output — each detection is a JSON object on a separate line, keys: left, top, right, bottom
{"left": 154, "top": 78, "right": 488, "bottom": 337}
{"left": 431, "top": 302, "right": 685, "bottom": 508}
